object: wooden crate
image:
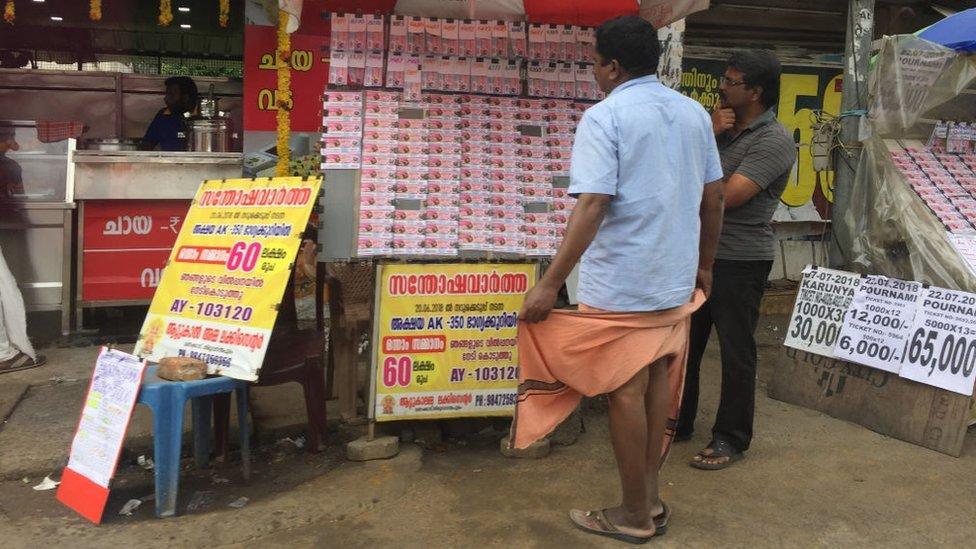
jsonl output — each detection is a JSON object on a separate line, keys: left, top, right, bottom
{"left": 768, "top": 347, "right": 972, "bottom": 457}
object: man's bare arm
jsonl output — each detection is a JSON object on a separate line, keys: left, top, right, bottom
{"left": 723, "top": 173, "right": 761, "bottom": 210}
{"left": 697, "top": 179, "right": 725, "bottom": 297}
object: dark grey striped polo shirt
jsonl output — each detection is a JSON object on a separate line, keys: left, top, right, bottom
{"left": 715, "top": 108, "right": 796, "bottom": 261}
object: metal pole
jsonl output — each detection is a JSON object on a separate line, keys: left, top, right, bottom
{"left": 829, "top": 0, "right": 875, "bottom": 268}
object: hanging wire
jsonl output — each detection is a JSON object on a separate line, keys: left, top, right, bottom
{"left": 809, "top": 109, "right": 862, "bottom": 162}
{"left": 807, "top": 109, "right": 862, "bottom": 262}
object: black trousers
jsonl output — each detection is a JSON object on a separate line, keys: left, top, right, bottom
{"left": 677, "top": 258, "right": 772, "bottom": 453}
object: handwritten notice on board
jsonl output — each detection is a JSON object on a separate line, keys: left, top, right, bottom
{"left": 67, "top": 348, "right": 145, "bottom": 485}
{"left": 835, "top": 275, "right": 923, "bottom": 374}
{"left": 784, "top": 266, "right": 861, "bottom": 357}
{"left": 57, "top": 348, "right": 146, "bottom": 523}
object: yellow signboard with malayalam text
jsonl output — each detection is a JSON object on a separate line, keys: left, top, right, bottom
{"left": 372, "top": 263, "right": 538, "bottom": 421}
{"left": 134, "top": 176, "right": 322, "bottom": 381}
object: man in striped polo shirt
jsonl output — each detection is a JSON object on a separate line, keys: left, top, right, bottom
{"left": 677, "top": 50, "right": 797, "bottom": 469}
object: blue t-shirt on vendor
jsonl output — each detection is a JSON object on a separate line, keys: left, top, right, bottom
{"left": 568, "top": 75, "right": 723, "bottom": 312}
{"left": 142, "top": 109, "right": 187, "bottom": 151}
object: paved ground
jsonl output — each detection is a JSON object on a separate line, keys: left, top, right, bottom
{"left": 1, "top": 314, "right": 975, "bottom": 548}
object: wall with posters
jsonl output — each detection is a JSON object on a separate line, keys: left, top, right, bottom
{"left": 372, "top": 263, "right": 537, "bottom": 421}
{"left": 681, "top": 57, "right": 843, "bottom": 221}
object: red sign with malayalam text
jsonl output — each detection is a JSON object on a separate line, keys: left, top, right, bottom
{"left": 244, "top": 25, "right": 330, "bottom": 132}
{"left": 81, "top": 200, "right": 190, "bottom": 302}
{"left": 83, "top": 200, "right": 188, "bottom": 250}
{"left": 82, "top": 249, "right": 171, "bottom": 302}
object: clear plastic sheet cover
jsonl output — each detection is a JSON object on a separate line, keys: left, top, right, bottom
{"left": 837, "top": 35, "right": 976, "bottom": 290}
{"left": 868, "top": 35, "right": 976, "bottom": 138}
{"left": 844, "top": 136, "right": 976, "bottom": 293}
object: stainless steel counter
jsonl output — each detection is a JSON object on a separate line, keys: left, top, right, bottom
{"left": 73, "top": 150, "right": 243, "bottom": 199}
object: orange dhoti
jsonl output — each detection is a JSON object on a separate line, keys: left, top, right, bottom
{"left": 511, "top": 290, "right": 706, "bottom": 457}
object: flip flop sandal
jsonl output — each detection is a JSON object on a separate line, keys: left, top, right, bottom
{"left": 689, "top": 439, "right": 743, "bottom": 471}
{"left": 653, "top": 502, "right": 671, "bottom": 534}
{"left": 0, "top": 352, "right": 45, "bottom": 374}
{"left": 569, "top": 508, "right": 658, "bottom": 545}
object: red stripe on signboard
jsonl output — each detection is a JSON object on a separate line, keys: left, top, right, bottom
{"left": 57, "top": 467, "right": 110, "bottom": 524}
{"left": 175, "top": 246, "right": 232, "bottom": 265}
{"left": 383, "top": 335, "right": 448, "bottom": 353}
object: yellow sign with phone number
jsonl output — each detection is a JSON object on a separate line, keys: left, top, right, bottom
{"left": 134, "top": 176, "right": 321, "bottom": 381}
{"left": 372, "top": 262, "right": 538, "bottom": 421}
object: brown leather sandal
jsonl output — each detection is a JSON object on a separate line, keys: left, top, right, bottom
{"left": 0, "top": 352, "right": 45, "bottom": 374}
{"left": 569, "top": 508, "right": 660, "bottom": 544}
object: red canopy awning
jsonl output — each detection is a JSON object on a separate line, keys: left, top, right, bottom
{"left": 523, "top": 0, "right": 639, "bottom": 27}
{"left": 317, "top": 0, "right": 704, "bottom": 28}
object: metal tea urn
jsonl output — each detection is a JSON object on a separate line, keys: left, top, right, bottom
{"left": 185, "top": 84, "right": 233, "bottom": 152}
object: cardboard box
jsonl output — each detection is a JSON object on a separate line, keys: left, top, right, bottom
{"left": 768, "top": 347, "right": 971, "bottom": 457}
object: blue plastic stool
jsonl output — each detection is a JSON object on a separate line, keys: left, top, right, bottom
{"left": 136, "top": 365, "right": 251, "bottom": 518}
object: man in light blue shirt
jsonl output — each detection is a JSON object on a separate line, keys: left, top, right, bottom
{"left": 519, "top": 16, "right": 724, "bottom": 543}
{"left": 567, "top": 59, "right": 723, "bottom": 312}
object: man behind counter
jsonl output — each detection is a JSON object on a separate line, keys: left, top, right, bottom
{"left": 141, "top": 76, "right": 198, "bottom": 151}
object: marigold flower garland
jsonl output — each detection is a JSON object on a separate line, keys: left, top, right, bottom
{"left": 89, "top": 0, "right": 101, "bottom": 21}
{"left": 275, "top": 9, "right": 292, "bottom": 176}
{"left": 158, "top": 0, "right": 172, "bottom": 27}
{"left": 3, "top": 0, "right": 14, "bottom": 25}
{"left": 219, "top": 0, "right": 230, "bottom": 28}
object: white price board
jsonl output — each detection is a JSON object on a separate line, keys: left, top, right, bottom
{"left": 784, "top": 266, "right": 861, "bottom": 357}
{"left": 898, "top": 286, "right": 976, "bottom": 396}
{"left": 834, "top": 275, "right": 922, "bottom": 373}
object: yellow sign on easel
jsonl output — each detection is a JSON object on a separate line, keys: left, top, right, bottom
{"left": 134, "top": 176, "right": 322, "bottom": 381}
